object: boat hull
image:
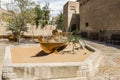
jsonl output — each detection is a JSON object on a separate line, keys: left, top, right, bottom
{"left": 37, "top": 36, "right": 67, "bottom": 53}
{"left": 39, "top": 42, "right": 66, "bottom": 53}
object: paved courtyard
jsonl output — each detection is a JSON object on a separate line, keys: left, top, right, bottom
{"left": 0, "top": 40, "right": 120, "bottom": 80}
{"left": 86, "top": 40, "right": 120, "bottom": 80}
{"left": 0, "top": 46, "right": 5, "bottom": 80}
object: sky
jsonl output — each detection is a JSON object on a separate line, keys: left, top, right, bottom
{"left": 1, "top": 0, "right": 76, "bottom": 17}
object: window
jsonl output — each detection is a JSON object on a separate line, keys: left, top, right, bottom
{"left": 85, "top": 22, "right": 89, "bottom": 27}
{"left": 86, "top": 0, "right": 89, "bottom": 2}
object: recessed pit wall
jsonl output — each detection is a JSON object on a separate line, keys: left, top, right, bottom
{"left": 2, "top": 44, "right": 102, "bottom": 80}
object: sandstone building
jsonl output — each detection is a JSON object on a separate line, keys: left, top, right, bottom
{"left": 79, "top": 0, "right": 120, "bottom": 39}
{"left": 63, "top": 1, "right": 80, "bottom": 32}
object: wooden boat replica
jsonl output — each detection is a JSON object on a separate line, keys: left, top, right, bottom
{"left": 37, "top": 30, "right": 71, "bottom": 53}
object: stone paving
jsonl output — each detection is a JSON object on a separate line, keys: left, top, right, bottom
{"left": 85, "top": 40, "right": 120, "bottom": 80}
{"left": 0, "top": 40, "right": 120, "bottom": 80}
{"left": 0, "top": 45, "right": 5, "bottom": 80}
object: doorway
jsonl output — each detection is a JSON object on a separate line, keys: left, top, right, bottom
{"left": 70, "top": 24, "right": 77, "bottom": 32}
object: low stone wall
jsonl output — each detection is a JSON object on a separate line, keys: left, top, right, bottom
{"left": 2, "top": 44, "right": 102, "bottom": 80}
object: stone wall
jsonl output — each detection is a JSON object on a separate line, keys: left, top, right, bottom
{"left": 2, "top": 65, "right": 89, "bottom": 80}
{"left": 2, "top": 45, "right": 102, "bottom": 80}
{"left": 80, "top": 0, "right": 120, "bottom": 38}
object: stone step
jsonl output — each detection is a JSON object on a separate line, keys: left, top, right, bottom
{"left": 50, "top": 77, "right": 87, "bottom": 80}
{"left": 34, "top": 77, "right": 88, "bottom": 80}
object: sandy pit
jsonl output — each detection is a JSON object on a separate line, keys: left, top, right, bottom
{"left": 11, "top": 45, "right": 93, "bottom": 63}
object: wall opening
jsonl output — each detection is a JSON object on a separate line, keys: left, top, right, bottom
{"left": 70, "top": 24, "right": 77, "bottom": 32}
{"left": 85, "top": 22, "right": 89, "bottom": 27}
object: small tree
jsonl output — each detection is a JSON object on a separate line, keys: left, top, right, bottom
{"left": 0, "top": 0, "right": 1, "bottom": 8}
{"left": 34, "top": 3, "right": 50, "bottom": 29}
{"left": 34, "top": 3, "right": 50, "bottom": 39}
{"left": 5, "top": 0, "right": 35, "bottom": 42}
{"left": 41, "top": 3, "right": 50, "bottom": 28}
{"left": 67, "top": 32, "right": 81, "bottom": 54}
{"left": 34, "top": 4, "right": 42, "bottom": 28}
{"left": 56, "top": 12, "right": 64, "bottom": 30}
{"left": 7, "top": 13, "right": 28, "bottom": 42}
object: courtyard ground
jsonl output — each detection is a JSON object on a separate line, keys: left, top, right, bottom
{"left": 0, "top": 39, "right": 120, "bottom": 80}
{"left": 0, "top": 45, "right": 5, "bottom": 80}
{"left": 85, "top": 40, "right": 120, "bottom": 80}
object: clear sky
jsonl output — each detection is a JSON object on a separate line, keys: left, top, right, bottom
{"left": 1, "top": 0, "right": 76, "bottom": 17}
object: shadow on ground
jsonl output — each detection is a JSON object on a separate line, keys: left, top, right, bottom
{"left": 32, "top": 50, "right": 49, "bottom": 57}
{"left": 32, "top": 45, "right": 67, "bottom": 57}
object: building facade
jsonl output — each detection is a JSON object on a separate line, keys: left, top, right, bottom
{"left": 63, "top": 1, "right": 80, "bottom": 32}
{"left": 80, "top": 0, "right": 120, "bottom": 39}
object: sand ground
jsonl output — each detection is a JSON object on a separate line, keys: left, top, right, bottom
{"left": 11, "top": 45, "right": 93, "bottom": 63}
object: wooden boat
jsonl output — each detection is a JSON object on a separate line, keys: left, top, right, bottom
{"left": 37, "top": 36, "right": 67, "bottom": 53}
